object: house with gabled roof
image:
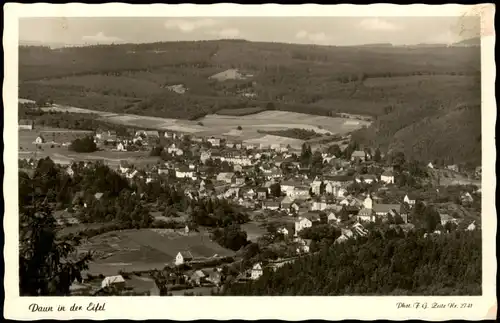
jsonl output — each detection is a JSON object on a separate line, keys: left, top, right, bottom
{"left": 403, "top": 193, "right": 417, "bottom": 206}
{"left": 175, "top": 251, "right": 194, "bottom": 266}
{"left": 351, "top": 150, "right": 366, "bottom": 162}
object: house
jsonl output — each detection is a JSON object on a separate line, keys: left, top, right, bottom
{"left": 281, "top": 180, "right": 300, "bottom": 196}
{"left": 116, "top": 142, "right": 127, "bottom": 151}
{"left": 207, "top": 137, "right": 221, "bottom": 147}
{"left": 34, "top": 135, "right": 45, "bottom": 144}
{"left": 461, "top": 192, "right": 474, "bottom": 204}
{"left": 232, "top": 175, "right": 245, "bottom": 186}
{"left": 357, "top": 208, "right": 374, "bottom": 222}
{"left": 176, "top": 167, "right": 195, "bottom": 179}
{"left": 242, "top": 188, "right": 256, "bottom": 199}
{"left": 310, "top": 177, "right": 323, "bottom": 195}
{"left": 262, "top": 200, "right": 281, "bottom": 211}
{"left": 467, "top": 221, "right": 477, "bottom": 231}
{"left": 403, "top": 193, "right": 417, "bottom": 206}
{"left": 327, "top": 212, "right": 340, "bottom": 223}
{"left": 216, "top": 172, "right": 235, "bottom": 184}
{"left": 94, "top": 192, "right": 104, "bottom": 200}
{"left": 440, "top": 213, "right": 459, "bottom": 226}
{"left": 311, "top": 199, "right": 328, "bottom": 211}
{"left": 144, "top": 130, "right": 160, "bottom": 138}
{"left": 363, "top": 195, "right": 373, "bottom": 209}
{"left": 101, "top": 275, "right": 126, "bottom": 289}
{"left": 373, "top": 204, "right": 401, "bottom": 217}
{"left": 175, "top": 251, "right": 194, "bottom": 266}
{"left": 189, "top": 270, "right": 207, "bottom": 286}
{"left": 200, "top": 151, "right": 212, "bottom": 163}
{"left": 251, "top": 263, "right": 263, "bottom": 280}
{"left": 352, "top": 222, "right": 369, "bottom": 237}
{"left": 280, "top": 196, "right": 294, "bottom": 211}
{"left": 126, "top": 170, "right": 139, "bottom": 179}
{"left": 277, "top": 227, "right": 289, "bottom": 236}
{"left": 381, "top": 170, "right": 395, "bottom": 184}
{"left": 256, "top": 187, "right": 268, "bottom": 200}
{"left": 66, "top": 167, "right": 75, "bottom": 177}
{"left": 158, "top": 167, "right": 170, "bottom": 175}
{"left": 19, "top": 119, "right": 34, "bottom": 130}
{"left": 295, "top": 238, "right": 312, "bottom": 254}
{"left": 351, "top": 150, "right": 366, "bottom": 162}
{"left": 294, "top": 216, "right": 316, "bottom": 235}
{"left": 290, "top": 202, "right": 300, "bottom": 214}
{"left": 355, "top": 174, "right": 377, "bottom": 184}
{"left": 206, "top": 271, "right": 222, "bottom": 286}
{"left": 119, "top": 161, "right": 131, "bottom": 174}
{"left": 447, "top": 164, "right": 459, "bottom": 172}
{"left": 291, "top": 185, "right": 310, "bottom": 200}
{"left": 427, "top": 162, "right": 434, "bottom": 169}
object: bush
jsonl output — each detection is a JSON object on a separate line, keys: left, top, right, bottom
{"left": 69, "top": 136, "right": 97, "bottom": 153}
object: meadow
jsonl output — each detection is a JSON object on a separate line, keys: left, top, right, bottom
{"left": 78, "top": 229, "right": 235, "bottom": 276}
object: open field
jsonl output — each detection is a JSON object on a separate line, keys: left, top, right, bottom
{"left": 78, "top": 229, "right": 235, "bottom": 276}
{"left": 34, "top": 102, "right": 369, "bottom": 147}
{"left": 19, "top": 128, "right": 158, "bottom": 167}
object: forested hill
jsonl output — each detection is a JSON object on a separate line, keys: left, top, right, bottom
{"left": 223, "top": 229, "right": 481, "bottom": 296}
{"left": 19, "top": 40, "right": 481, "bottom": 165}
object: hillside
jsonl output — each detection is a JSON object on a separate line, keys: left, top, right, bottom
{"left": 18, "top": 40, "right": 481, "bottom": 164}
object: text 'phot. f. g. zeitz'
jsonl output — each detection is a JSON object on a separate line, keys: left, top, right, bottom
{"left": 17, "top": 14, "right": 484, "bottom": 298}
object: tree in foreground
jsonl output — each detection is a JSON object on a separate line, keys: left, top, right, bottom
{"left": 19, "top": 202, "right": 92, "bottom": 296}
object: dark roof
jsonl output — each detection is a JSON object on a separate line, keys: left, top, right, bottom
{"left": 179, "top": 251, "right": 193, "bottom": 259}
{"left": 324, "top": 175, "right": 352, "bottom": 182}
{"left": 19, "top": 119, "right": 34, "bottom": 125}
{"left": 373, "top": 204, "right": 401, "bottom": 214}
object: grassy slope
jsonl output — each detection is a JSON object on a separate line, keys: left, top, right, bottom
{"left": 18, "top": 40, "right": 481, "bottom": 164}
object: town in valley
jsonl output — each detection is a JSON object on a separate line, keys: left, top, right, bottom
{"left": 18, "top": 16, "right": 482, "bottom": 297}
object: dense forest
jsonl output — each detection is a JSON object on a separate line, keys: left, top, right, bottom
{"left": 19, "top": 40, "right": 481, "bottom": 165}
{"left": 222, "top": 229, "right": 481, "bottom": 296}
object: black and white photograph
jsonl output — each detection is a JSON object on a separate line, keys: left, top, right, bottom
{"left": 3, "top": 3, "right": 496, "bottom": 321}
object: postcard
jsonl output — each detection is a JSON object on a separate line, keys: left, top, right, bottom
{"left": 3, "top": 3, "right": 496, "bottom": 320}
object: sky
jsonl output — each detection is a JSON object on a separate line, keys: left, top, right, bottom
{"left": 19, "top": 16, "right": 480, "bottom": 47}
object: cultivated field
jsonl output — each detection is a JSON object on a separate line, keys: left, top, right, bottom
{"left": 79, "top": 229, "right": 235, "bottom": 276}
{"left": 35, "top": 102, "right": 370, "bottom": 147}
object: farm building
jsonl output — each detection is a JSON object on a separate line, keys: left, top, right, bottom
{"left": 101, "top": 275, "right": 126, "bottom": 289}
{"left": 19, "top": 119, "right": 34, "bottom": 130}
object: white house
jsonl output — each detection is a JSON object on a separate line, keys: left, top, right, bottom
{"left": 176, "top": 167, "right": 195, "bottom": 179}
{"left": 34, "top": 135, "right": 45, "bottom": 144}
{"left": 291, "top": 186, "right": 310, "bottom": 200}
{"left": 262, "top": 200, "right": 281, "bottom": 211}
{"left": 207, "top": 137, "right": 221, "bottom": 147}
{"left": 175, "top": 251, "right": 193, "bottom": 266}
{"left": 363, "top": 195, "right": 373, "bottom": 209}
{"left": 66, "top": 167, "right": 75, "bottom": 177}
{"left": 328, "top": 212, "right": 340, "bottom": 223}
{"left": 216, "top": 172, "right": 235, "bottom": 184}
{"left": 200, "top": 151, "right": 212, "bottom": 163}
{"left": 403, "top": 194, "right": 417, "bottom": 206}
{"left": 311, "top": 200, "right": 328, "bottom": 211}
{"left": 101, "top": 275, "right": 126, "bottom": 289}
{"left": 277, "top": 227, "right": 289, "bottom": 236}
{"left": 427, "top": 162, "right": 434, "bottom": 169}
{"left": 294, "top": 217, "right": 313, "bottom": 236}
{"left": 116, "top": 142, "right": 127, "bottom": 152}
{"left": 251, "top": 263, "right": 263, "bottom": 280}
{"left": 351, "top": 150, "right": 366, "bottom": 162}
{"left": 310, "top": 177, "right": 323, "bottom": 195}
{"left": 380, "top": 171, "right": 395, "bottom": 184}
{"left": 466, "top": 221, "right": 476, "bottom": 231}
